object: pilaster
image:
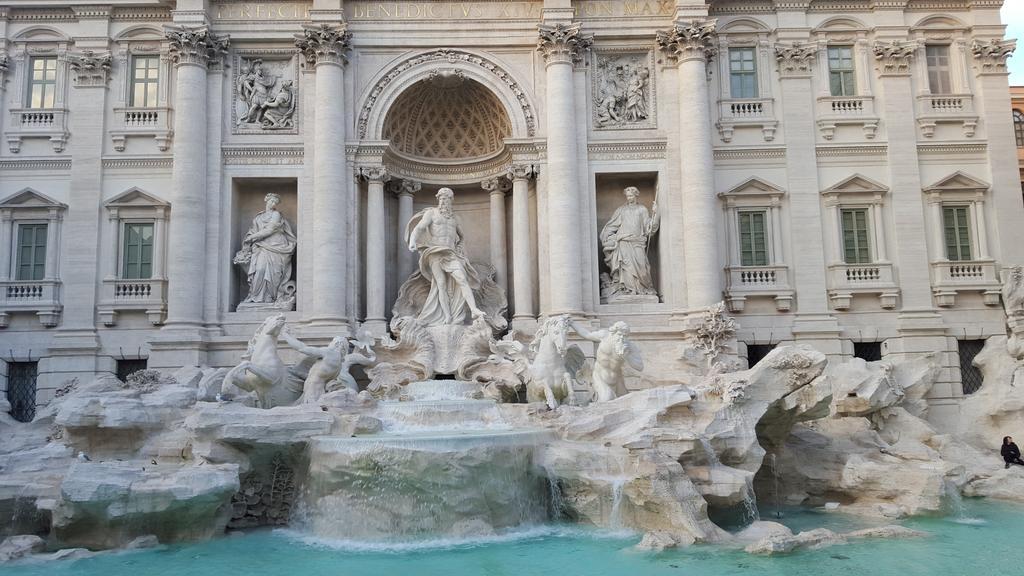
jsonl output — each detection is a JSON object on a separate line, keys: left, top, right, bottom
{"left": 359, "top": 165, "right": 390, "bottom": 333}
{"left": 508, "top": 164, "right": 537, "bottom": 328}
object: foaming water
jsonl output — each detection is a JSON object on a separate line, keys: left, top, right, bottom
{"left": 277, "top": 524, "right": 636, "bottom": 554}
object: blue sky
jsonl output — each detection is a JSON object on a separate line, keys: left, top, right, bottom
{"left": 1005, "top": 4, "right": 1024, "bottom": 85}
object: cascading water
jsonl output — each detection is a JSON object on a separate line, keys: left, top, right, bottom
{"left": 294, "top": 380, "right": 553, "bottom": 541}
{"left": 769, "top": 453, "right": 783, "bottom": 519}
{"left": 945, "top": 479, "right": 985, "bottom": 525}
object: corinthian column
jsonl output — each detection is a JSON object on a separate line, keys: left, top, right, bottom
{"left": 393, "top": 179, "right": 420, "bottom": 284}
{"left": 656, "top": 20, "right": 720, "bottom": 310}
{"left": 507, "top": 164, "right": 536, "bottom": 326}
{"left": 359, "top": 166, "right": 389, "bottom": 332}
{"left": 163, "top": 26, "right": 228, "bottom": 330}
{"left": 482, "top": 177, "right": 509, "bottom": 296}
{"left": 537, "top": 22, "right": 591, "bottom": 316}
{"left": 296, "top": 23, "right": 352, "bottom": 327}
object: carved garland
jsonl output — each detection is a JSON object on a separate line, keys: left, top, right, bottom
{"left": 357, "top": 49, "right": 537, "bottom": 139}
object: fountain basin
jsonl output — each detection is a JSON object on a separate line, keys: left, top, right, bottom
{"left": 298, "top": 430, "right": 553, "bottom": 540}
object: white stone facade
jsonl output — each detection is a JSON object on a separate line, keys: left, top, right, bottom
{"left": 0, "top": 0, "right": 1019, "bottom": 429}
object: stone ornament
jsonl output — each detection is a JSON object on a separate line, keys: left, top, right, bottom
{"left": 294, "top": 23, "right": 352, "bottom": 67}
{"left": 600, "top": 186, "right": 660, "bottom": 303}
{"left": 282, "top": 329, "right": 377, "bottom": 403}
{"left": 1001, "top": 265, "right": 1024, "bottom": 359}
{"left": 537, "top": 22, "right": 593, "bottom": 65}
{"left": 593, "top": 52, "right": 655, "bottom": 129}
{"left": 67, "top": 50, "right": 111, "bottom": 87}
{"left": 222, "top": 314, "right": 300, "bottom": 408}
{"left": 506, "top": 164, "right": 537, "bottom": 182}
{"left": 526, "top": 314, "right": 587, "bottom": 409}
{"left": 873, "top": 40, "right": 919, "bottom": 76}
{"left": 164, "top": 25, "right": 229, "bottom": 68}
{"left": 234, "top": 56, "right": 297, "bottom": 131}
{"left": 359, "top": 165, "right": 389, "bottom": 183}
{"left": 234, "top": 193, "right": 297, "bottom": 311}
{"left": 774, "top": 43, "right": 817, "bottom": 78}
{"left": 694, "top": 302, "right": 739, "bottom": 368}
{"left": 971, "top": 38, "right": 1016, "bottom": 74}
{"left": 393, "top": 187, "right": 506, "bottom": 330}
{"left": 656, "top": 19, "right": 718, "bottom": 63}
{"left": 571, "top": 319, "right": 644, "bottom": 402}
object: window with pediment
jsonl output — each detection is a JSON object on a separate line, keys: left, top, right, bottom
{"left": 0, "top": 188, "right": 66, "bottom": 328}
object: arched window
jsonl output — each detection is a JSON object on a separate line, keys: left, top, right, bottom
{"left": 1014, "top": 109, "right": 1024, "bottom": 148}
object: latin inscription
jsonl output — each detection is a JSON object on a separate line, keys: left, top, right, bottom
{"left": 211, "top": 1, "right": 673, "bottom": 21}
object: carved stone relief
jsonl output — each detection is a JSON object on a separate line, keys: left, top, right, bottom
{"left": 232, "top": 52, "right": 299, "bottom": 133}
{"left": 592, "top": 51, "right": 655, "bottom": 130}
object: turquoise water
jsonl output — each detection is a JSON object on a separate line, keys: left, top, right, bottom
{"left": 6, "top": 499, "right": 1023, "bottom": 576}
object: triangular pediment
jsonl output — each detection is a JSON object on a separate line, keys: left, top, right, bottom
{"left": 924, "top": 172, "right": 989, "bottom": 193}
{"left": 821, "top": 174, "right": 888, "bottom": 195}
{"left": 719, "top": 177, "right": 786, "bottom": 197}
{"left": 104, "top": 187, "right": 169, "bottom": 208}
{"left": 0, "top": 188, "right": 66, "bottom": 209}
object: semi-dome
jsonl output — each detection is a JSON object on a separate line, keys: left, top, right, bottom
{"left": 382, "top": 73, "right": 512, "bottom": 161}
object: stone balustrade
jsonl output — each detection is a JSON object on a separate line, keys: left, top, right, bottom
{"left": 97, "top": 278, "right": 168, "bottom": 326}
{"left": 827, "top": 262, "right": 899, "bottom": 310}
{"left": 724, "top": 265, "right": 793, "bottom": 313}
{"left": 815, "top": 95, "right": 879, "bottom": 140}
{"left": 930, "top": 260, "right": 1001, "bottom": 307}
{"left": 0, "top": 279, "right": 62, "bottom": 327}
{"left": 6, "top": 108, "right": 68, "bottom": 152}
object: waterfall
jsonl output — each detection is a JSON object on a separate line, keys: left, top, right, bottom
{"left": 769, "top": 453, "right": 783, "bottom": 519}
{"left": 741, "top": 474, "right": 760, "bottom": 524}
{"left": 945, "top": 480, "right": 985, "bottom": 525}
{"left": 699, "top": 436, "right": 721, "bottom": 467}
{"left": 609, "top": 479, "right": 626, "bottom": 530}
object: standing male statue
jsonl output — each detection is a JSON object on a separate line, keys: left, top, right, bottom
{"left": 599, "top": 186, "right": 660, "bottom": 301}
{"left": 405, "top": 187, "right": 486, "bottom": 326}
{"left": 570, "top": 320, "right": 644, "bottom": 402}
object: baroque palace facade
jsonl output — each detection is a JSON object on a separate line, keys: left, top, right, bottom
{"left": 0, "top": 0, "right": 1019, "bottom": 427}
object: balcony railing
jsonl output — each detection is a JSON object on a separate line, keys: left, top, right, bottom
{"left": 111, "top": 106, "right": 172, "bottom": 152}
{"left": 827, "top": 262, "right": 899, "bottom": 310}
{"left": 0, "top": 279, "right": 62, "bottom": 327}
{"left": 915, "top": 94, "right": 978, "bottom": 138}
{"left": 716, "top": 98, "right": 777, "bottom": 143}
{"left": 6, "top": 108, "right": 68, "bottom": 153}
{"left": 930, "top": 260, "right": 1000, "bottom": 307}
{"left": 724, "top": 265, "right": 793, "bottom": 312}
{"left": 98, "top": 278, "right": 167, "bottom": 325}
{"left": 816, "top": 95, "right": 879, "bottom": 140}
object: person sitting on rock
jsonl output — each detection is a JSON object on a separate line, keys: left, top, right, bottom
{"left": 1002, "top": 436, "right": 1024, "bottom": 469}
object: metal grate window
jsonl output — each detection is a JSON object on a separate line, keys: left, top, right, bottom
{"left": 6, "top": 361, "right": 38, "bottom": 423}
{"left": 746, "top": 344, "right": 775, "bottom": 367}
{"left": 958, "top": 339, "right": 985, "bottom": 395}
{"left": 853, "top": 342, "right": 882, "bottom": 362}
{"left": 117, "top": 359, "right": 148, "bottom": 382}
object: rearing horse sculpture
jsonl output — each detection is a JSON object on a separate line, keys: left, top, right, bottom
{"left": 526, "top": 314, "right": 587, "bottom": 410}
{"left": 223, "top": 314, "right": 301, "bottom": 408}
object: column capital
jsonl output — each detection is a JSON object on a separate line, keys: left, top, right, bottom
{"left": 506, "top": 163, "right": 538, "bottom": 182}
{"left": 295, "top": 22, "right": 352, "bottom": 68}
{"left": 358, "top": 165, "right": 390, "bottom": 182}
{"left": 164, "top": 25, "right": 229, "bottom": 68}
{"left": 482, "top": 176, "right": 511, "bottom": 195}
{"left": 0, "top": 54, "right": 10, "bottom": 85}
{"left": 872, "top": 40, "right": 919, "bottom": 77}
{"left": 67, "top": 50, "right": 112, "bottom": 87}
{"left": 774, "top": 43, "right": 816, "bottom": 79}
{"left": 971, "top": 38, "right": 1016, "bottom": 75}
{"left": 537, "top": 22, "right": 592, "bottom": 66}
{"left": 656, "top": 18, "right": 717, "bottom": 64}
{"left": 388, "top": 178, "right": 421, "bottom": 197}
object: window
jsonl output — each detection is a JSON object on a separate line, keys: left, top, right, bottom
{"left": 943, "top": 206, "right": 972, "bottom": 261}
{"left": 828, "top": 46, "right": 856, "bottom": 97}
{"left": 28, "top": 56, "right": 57, "bottom": 109}
{"left": 853, "top": 342, "right": 882, "bottom": 362}
{"left": 15, "top": 223, "right": 47, "bottom": 281}
{"left": 746, "top": 344, "right": 775, "bottom": 367}
{"left": 122, "top": 222, "right": 154, "bottom": 279}
{"left": 958, "top": 339, "right": 985, "bottom": 394}
{"left": 6, "top": 361, "right": 37, "bottom": 423}
{"left": 130, "top": 56, "right": 160, "bottom": 108}
{"left": 729, "top": 48, "right": 758, "bottom": 99}
{"left": 926, "top": 45, "right": 953, "bottom": 95}
{"left": 737, "top": 210, "right": 769, "bottom": 266}
{"left": 1015, "top": 110, "right": 1024, "bottom": 148}
{"left": 841, "top": 208, "right": 871, "bottom": 264}
{"left": 116, "top": 359, "right": 148, "bottom": 382}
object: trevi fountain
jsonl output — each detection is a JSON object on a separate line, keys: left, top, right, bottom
{"left": 2, "top": 0, "right": 1024, "bottom": 575}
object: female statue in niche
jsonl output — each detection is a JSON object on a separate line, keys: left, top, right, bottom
{"left": 234, "top": 193, "right": 297, "bottom": 310}
{"left": 599, "top": 186, "right": 660, "bottom": 302}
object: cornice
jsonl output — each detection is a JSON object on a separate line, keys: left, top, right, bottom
{"left": 8, "top": 8, "right": 76, "bottom": 22}
{"left": 102, "top": 157, "right": 173, "bottom": 170}
{"left": 917, "top": 142, "right": 987, "bottom": 155}
{"left": 816, "top": 145, "right": 887, "bottom": 157}
{"left": 713, "top": 147, "right": 786, "bottom": 161}
{"left": 222, "top": 145, "right": 304, "bottom": 165}
{"left": 111, "top": 7, "right": 172, "bottom": 22}
{"left": 0, "top": 158, "right": 71, "bottom": 171}
{"left": 587, "top": 141, "right": 667, "bottom": 160}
